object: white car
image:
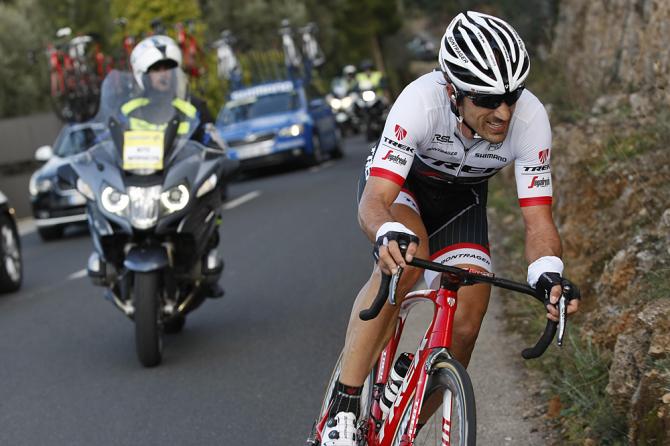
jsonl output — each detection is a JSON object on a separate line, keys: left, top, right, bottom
{"left": 0, "top": 190, "right": 22, "bottom": 293}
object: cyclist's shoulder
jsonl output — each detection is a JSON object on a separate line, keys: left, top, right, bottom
{"left": 511, "top": 89, "right": 549, "bottom": 127}
{"left": 394, "top": 71, "right": 449, "bottom": 112}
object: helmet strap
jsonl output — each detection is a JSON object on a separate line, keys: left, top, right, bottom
{"left": 449, "top": 89, "right": 480, "bottom": 138}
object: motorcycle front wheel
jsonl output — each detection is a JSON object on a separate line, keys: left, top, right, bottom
{"left": 133, "top": 272, "right": 163, "bottom": 367}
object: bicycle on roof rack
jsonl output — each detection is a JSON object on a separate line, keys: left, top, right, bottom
{"left": 308, "top": 244, "right": 580, "bottom": 446}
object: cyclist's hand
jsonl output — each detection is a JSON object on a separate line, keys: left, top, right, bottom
{"left": 536, "top": 273, "right": 580, "bottom": 322}
{"left": 373, "top": 222, "right": 419, "bottom": 275}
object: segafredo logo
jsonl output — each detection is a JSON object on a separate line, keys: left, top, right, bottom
{"left": 538, "top": 149, "right": 550, "bottom": 164}
{"left": 394, "top": 124, "right": 407, "bottom": 141}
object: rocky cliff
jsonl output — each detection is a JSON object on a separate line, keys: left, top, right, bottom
{"left": 531, "top": 0, "right": 670, "bottom": 443}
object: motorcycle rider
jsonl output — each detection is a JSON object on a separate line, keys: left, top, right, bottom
{"left": 124, "top": 35, "right": 227, "bottom": 298}
{"left": 342, "top": 65, "right": 358, "bottom": 93}
{"left": 355, "top": 59, "right": 387, "bottom": 98}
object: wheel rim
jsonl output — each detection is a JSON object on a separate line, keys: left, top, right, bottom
{"left": 1, "top": 224, "right": 21, "bottom": 283}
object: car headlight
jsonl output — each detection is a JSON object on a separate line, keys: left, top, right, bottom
{"left": 101, "top": 186, "right": 129, "bottom": 214}
{"left": 196, "top": 174, "right": 217, "bottom": 198}
{"left": 329, "top": 98, "right": 342, "bottom": 109}
{"left": 362, "top": 90, "right": 376, "bottom": 102}
{"left": 76, "top": 178, "right": 95, "bottom": 201}
{"left": 29, "top": 174, "right": 52, "bottom": 196}
{"left": 278, "top": 124, "right": 304, "bottom": 137}
{"left": 341, "top": 96, "right": 353, "bottom": 109}
{"left": 127, "top": 186, "right": 161, "bottom": 229}
{"left": 160, "top": 184, "right": 190, "bottom": 213}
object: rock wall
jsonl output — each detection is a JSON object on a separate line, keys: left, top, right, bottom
{"left": 547, "top": 0, "right": 670, "bottom": 442}
{"left": 551, "top": 0, "right": 670, "bottom": 98}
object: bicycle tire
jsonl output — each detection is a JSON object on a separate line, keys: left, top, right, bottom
{"left": 391, "top": 358, "right": 476, "bottom": 446}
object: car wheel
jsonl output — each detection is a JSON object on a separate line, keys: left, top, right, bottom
{"left": 0, "top": 213, "right": 22, "bottom": 293}
{"left": 331, "top": 128, "right": 344, "bottom": 159}
{"left": 305, "top": 132, "right": 324, "bottom": 166}
{"left": 38, "top": 225, "right": 64, "bottom": 241}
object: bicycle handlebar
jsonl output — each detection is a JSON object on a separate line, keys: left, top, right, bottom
{"left": 359, "top": 252, "right": 580, "bottom": 360}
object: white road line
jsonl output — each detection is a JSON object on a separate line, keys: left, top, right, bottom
{"left": 223, "top": 190, "right": 261, "bottom": 210}
{"left": 67, "top": 269, "right": 88, "bottom": 280}
{"left": 17, "top": 218, "right": 36, "bottom": 236}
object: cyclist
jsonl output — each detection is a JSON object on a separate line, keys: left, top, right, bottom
{"left": 321, "top": 11, "right": 580, "bottom": 444}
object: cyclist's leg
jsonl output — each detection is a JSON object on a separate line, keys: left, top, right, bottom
{"left": 449, "top": 264, "right": 491, "bottom": 367}
{"left": 339, "top": 201, "right": 430, "bottom": 387}
{"left": 424, "top": 180, "right": 492, "bottom": 368}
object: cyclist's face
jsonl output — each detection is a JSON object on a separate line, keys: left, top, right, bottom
{"left": 148, "top": 66, "right": 173, "bottom": 92}
{"left": 448, "top": 84, "right": 514, "bottom": 143}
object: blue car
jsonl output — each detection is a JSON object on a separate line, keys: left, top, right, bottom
{"left": 216, "top": 80, "right": 343, "bottom": 169}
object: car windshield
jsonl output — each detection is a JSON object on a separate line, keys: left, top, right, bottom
{"left": 219, "top": 92, "right": 300, "bottom": 125}
{"left": 54, "top": 125, "right": 104, "bottom": 157}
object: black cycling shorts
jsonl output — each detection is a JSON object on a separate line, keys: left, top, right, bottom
{"left": 358, "top": 169, "right": 492, "bottom": 286}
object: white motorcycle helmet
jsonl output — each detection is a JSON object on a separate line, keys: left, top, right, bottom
{"left": 130, "top": 35, "right": 183, "bottom": 90}
{"left": 438, "top": 11, "right": 529, "bottom": 94}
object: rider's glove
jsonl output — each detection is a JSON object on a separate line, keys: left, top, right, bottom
{"left": 373, "top": 222, "right": 419, "bottom": 261}
{"left": 528, "top": 256, "right": 564, "bottom": 304}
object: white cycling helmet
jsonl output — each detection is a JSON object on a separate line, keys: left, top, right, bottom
{"left": 439, "top": 11, "right": 529, "bottom": 94}
{"left": 130, "top": 35, "right": 182, "bottom": 89}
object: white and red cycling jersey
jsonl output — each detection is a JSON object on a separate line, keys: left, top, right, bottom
{"left": 365, "top": 70, "right": 553, "bottom": 208}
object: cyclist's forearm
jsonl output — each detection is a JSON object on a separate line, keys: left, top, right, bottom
{"left": 358, "top": 196, "right": 396, "bottom": 243}
{"left": 524, "top": 223, "right": 562, "bottom": 263}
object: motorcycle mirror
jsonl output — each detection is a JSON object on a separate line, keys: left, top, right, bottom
{"left": 56, "top": 163, "right": 78, "bottom": 188}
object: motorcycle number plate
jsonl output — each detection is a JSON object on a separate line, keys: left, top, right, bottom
{"left": 123, "top": 130, "right": 165, "bottom": 171}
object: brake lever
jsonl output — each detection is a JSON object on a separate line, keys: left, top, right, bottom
{"left": 557, "top": 294, "right": 567, "bottom": 346}
{"left": 388, "top": 266, "right": 403, "bottom": 305}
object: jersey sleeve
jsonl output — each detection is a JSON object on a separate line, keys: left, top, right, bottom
{"left": 367, "top": 83, "right": 430, "bottom": 186}
{"left": 513, "top": 103, "right": 553, "bottom": 207}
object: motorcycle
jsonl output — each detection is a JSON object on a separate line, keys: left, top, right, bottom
{"left": 326, "top": 77, "right": 359, "bottom": 136}
{"left": 58, "top": 68, "right": 238, "bottom": 367}
{"left": 355, "top": 80, "right": 388, "bottom": 142}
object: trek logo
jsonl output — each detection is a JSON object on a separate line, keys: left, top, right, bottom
{"left": 394, "top": 124, "right": 407, "bottom": 141}
{"left": 432, "top": 133, "right": 453, "bottom": 144}
{"left": 538, "top": 149, "right": 550, "bottom": 164}
{"left": 522, "top": 164, "right": 551, "bottom": 173}
{"left": 381, "top": 150, "right": 408, "bottom": 166}
{"left": 528, "top": 176, "right": 551, "bottom": 188}
{"left": 418, "top": 154, "right": 499, "bottom": 174}
{"left": 382, "top": 136, "right": 414, "bottom": 154}
{"left": 488, "top": 142, "right": 503, "bottom": 151}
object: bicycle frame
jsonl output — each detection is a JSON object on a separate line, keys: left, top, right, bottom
{"left": 315, "top": 284, "right": 459, "bottom": 446}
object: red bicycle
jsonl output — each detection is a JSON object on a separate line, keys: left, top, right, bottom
{"left": 176, "top": 20, "right": 205, "bottom": 81}
{"left": 308, "top": 250, "right": 579, "bottom": 445}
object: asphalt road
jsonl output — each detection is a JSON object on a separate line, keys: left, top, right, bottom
{"left": 0, "top": 135, "right": 544, "bottom": 445}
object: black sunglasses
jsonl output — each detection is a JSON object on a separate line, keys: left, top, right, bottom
{"left": 464, "top": 87, "right": 525, "bottom": 109}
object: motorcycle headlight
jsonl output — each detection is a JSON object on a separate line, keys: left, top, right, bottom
{"left": 160, "top": 184, "right": 190, "bottom": 213}
{"left": 329, "top": 98, "right": 342, "bottom": 109}
{"left": 362, "top": 90, "right": 376, "bottom": 102}
{"left": 196, "top": 174, "right": 217, "bottom": 198}
{"left": 127, "top": 185, "right": 161, "bottom": 229}
{"left": 29, "top": 175, "right": 52, "bottom": 196}
{"left": 341, "top": 96, "right": 353, "bottom": 109}
{"left": 76, "top": 178, "right": 95, "bottom": 201}
{"left": 101, "top": 186, "right": 129, "bottom": 215}
{"left": 278, "top": 124, "right": 304, "bottom": 137}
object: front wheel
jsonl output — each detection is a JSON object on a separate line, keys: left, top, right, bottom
{"left": 133, "top": 272, "right": 163, "bottom": 367}
{"left": 392, "top": 358, "right": 476, "bottom": 446}
{"left": 0, "top": 214, "right": 22, "bottom": 293}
